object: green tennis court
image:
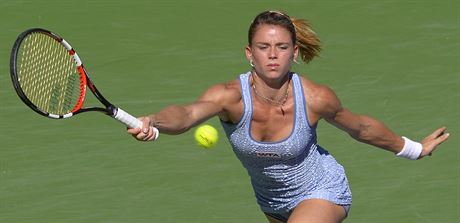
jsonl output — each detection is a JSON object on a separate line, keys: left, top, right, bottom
{"left": 1, "top": 1, "right": 458, "bottom": 222}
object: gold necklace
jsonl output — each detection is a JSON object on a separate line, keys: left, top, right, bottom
{"left": 252, "top": 84, "right": 289, "bottom": 107}
{"left": 252, "top": 74, "right": 291, "bottom": 114}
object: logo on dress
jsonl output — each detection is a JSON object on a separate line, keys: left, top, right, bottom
{"left": 256, "top": 151, "right": 281, "bottom": 158}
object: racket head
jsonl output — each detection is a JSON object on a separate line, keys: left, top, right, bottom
{"left": 10, "top": 28, "right": 87, "bottom": 119}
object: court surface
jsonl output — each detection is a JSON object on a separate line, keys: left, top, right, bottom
{"left": 0, "top": 1, "right": 459, "bottom": 222}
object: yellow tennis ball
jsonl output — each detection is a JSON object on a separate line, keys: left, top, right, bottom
{"left": 194, "top": 124, "right": 218, "bottom": 149}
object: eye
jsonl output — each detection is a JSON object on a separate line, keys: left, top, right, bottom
{"left": 258, "top": 45, "right": 268, "bottom": 50}
{"left": 278, "top": 45, "right": 289, "bottom": 50}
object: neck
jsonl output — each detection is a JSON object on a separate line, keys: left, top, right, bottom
{"left": 251, "top": 71, "right": 291, "bottom": 105}
{"left": 252, "top": 70, "right": 291, "bottom": 89}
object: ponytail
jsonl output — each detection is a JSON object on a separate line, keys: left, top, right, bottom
{"left": 291, "top": 17, "right": 321, "bottom": 63}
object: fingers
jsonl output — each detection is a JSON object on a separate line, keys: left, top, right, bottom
{"left": 424, "top": 126, "right": 450, "bottom": 145}
{"left": 419, "top": 127, "right": 450, "bottom": 158}
{"left": 430, "top": 126, "right": 448, "bottom": 139}
{"left": 134, "top": 126, "right": 157, "bottom": 141}
{"left": 141, "top": 118, "right": 150, "bottom": 134}
{"left": 434, "top": 130, "right": 450, "bottom": 145}
{"left": 127, "top": 116, "right": 159, "bottom": 142}
{"left": 127, "top": 127, "right": 141, "bottom": 135}
{"left": 142, "top": 127, "right": 155, "bottom": 141}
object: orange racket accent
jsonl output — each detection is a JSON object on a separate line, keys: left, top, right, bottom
{"left": 72, "top": 66, "right": 87, "bottom": 112}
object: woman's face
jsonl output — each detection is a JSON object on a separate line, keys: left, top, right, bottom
{"left": 246, "top": 24, "right": 298, "bottom": 82}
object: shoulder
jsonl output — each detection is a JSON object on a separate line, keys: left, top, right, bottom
{"left": 298, "top": 75, "right": 342, "bottom": 119}
{"left": 201, "top": 79, "right": 240, "bottom": 97}
{"left": 198, "top": 79, "right": 242, "bottom": 105}
{"left": 198, "top": 78, "right": 243, "bottom": 122}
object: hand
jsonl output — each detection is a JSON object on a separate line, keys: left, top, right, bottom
{"left": 127, "top": 116, "right": 158, "bottom": 141}
{"left": 419, "top": 127, "right": 450, "bottom": 159}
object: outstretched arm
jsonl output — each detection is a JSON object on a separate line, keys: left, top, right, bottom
{"left": 313, "top": 85, "right": 449, "bottom": 159}
{"left": 127, "top": 83, "right": 233, "bottom": 141}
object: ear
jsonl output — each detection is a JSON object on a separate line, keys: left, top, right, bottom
{"left": 245, "top": 45, "right": 252, "bottom": 61}
{"left": 293, "top": 44, "right": 299, "bottom": 61}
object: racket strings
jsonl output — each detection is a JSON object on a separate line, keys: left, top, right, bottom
{"left": 17, "top": 33, "right": 82, "bottom": 115}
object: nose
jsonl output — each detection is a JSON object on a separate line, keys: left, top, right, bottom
{"left": 269, "top": 47, "right": 277, "bottom": 59}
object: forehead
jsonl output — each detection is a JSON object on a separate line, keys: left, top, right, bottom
{"left": 252, "top": 24, "right": 293, "bottom": 43}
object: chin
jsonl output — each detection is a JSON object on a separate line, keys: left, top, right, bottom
{"left": 265, "top": 69, "right": 289, "bottom": 79}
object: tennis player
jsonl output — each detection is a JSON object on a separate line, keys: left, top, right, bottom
{"left": 128, "top": 10, "right": 449, "bottom": 223}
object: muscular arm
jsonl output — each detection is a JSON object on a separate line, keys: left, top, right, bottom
{"left": 326, "top": 106, "right": 404, "bottom": 153}
{"left": 128, "top": 81, "right": 240, "bottom": 139}
{"left": 148, "top": 100, "right": 222, "bottom": 135}
{"left": 310, "top": 86, "right": 403, "bottom": 153}
{"left": 149, "top": 84, "right": 230, "bottom": 135}
{"left": 308, "top": 81, "right": 449, "bottom": 158}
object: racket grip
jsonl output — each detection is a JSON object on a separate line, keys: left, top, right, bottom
{"left": 114, "top": 108, "right": 159, "bottom": 140}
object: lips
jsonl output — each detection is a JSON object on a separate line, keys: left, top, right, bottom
{"left": 267, "top": 63, "right": 279, "bottom": 69}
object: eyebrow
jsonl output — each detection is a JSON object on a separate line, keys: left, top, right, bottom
{"left": 255, "top": 42, "right": 291, "bottom": 46}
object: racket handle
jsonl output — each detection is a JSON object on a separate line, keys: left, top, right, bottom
{"left": 114, "top": 108, "right": 159, "bottom": 140}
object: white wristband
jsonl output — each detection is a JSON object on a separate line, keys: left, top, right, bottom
{"left": 397, "top": 137, "right": 422, "bottom": 160}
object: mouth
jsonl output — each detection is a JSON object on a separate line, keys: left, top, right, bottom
{"left": 267, "top": 63, "right": 279, "bottom": 69}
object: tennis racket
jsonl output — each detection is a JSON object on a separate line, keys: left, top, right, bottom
{"left": 10, "top": 28, "right": 159, "bottom": 139}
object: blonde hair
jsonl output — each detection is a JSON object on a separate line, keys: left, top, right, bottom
{"left": 248, "top": 11, "right": 321, "bottom": 63}
{"left": 291, "top": 17, "right": 321, "bottom": 63}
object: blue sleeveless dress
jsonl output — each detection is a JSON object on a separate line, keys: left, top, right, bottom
{"left": 220, "top": 72, "right": 352, "bottom": 218}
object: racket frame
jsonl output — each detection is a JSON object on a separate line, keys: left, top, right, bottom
{"left": 10, "top": 28, "right": 119, "bottom": 119}
{"left": 10, "top": 28, "right": 158, "bottom": 137}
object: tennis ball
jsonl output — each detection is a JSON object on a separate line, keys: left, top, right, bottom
{"left": 194, "top": 124, "right": 218, "bottom": 149}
